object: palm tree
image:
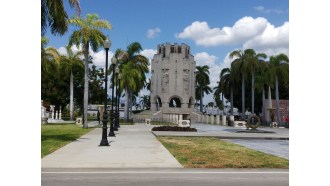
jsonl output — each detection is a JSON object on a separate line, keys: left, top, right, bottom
{"left": 230, "top": 49, "right": 266, "bottom": 117}
{"left": 268, "top": 54, "right": 289, "bottom": 125}
{"left": 41, "top": 37, "right": 61, "bottom": 73}
{"left": 68, "top": 13, "right": 112, "bottom": 128}
{"left": 116, "top": 42, "right": 149, "bottom": 121}
{"left": 195, "top": 65, "right": 212, "bottom": 112}
{"left": 219, "top": 66, "right": 236, "bottom": 125}
{"left": 60, "top": 46, "right": 84, "bottom": 121}
{"left": 140, "top": 95, "right": 150, "bottom": 110}
{"left": 42, "top": 0, "right": 81, "bottom": 36}
{"left": 213, "top": 84, "right": 224, "bottom": 110}
{"left": 244, "top": 51, "right": 267, "bottom": 115}
{"left": 253, "top": 60, "right": 275, "bottom": 123}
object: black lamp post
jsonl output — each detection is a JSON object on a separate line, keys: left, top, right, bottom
{"left": 108, "top": 57, "right": 116, "bottom": 137}
{"left": 113, "top": 66, "right": 120, "bottom": 131}
{"left": 117, "top": 73, "right": 121, "bottom": 128}
{"left": 100, "top": 37, "right": 111, "bottom": 146}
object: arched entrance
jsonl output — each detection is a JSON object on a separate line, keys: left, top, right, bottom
{"left": 154, "top": 96, "right": 162, "bottom": 111}
{"left": 188, "top": 97, "right": 194, "bottom": 108}
{"left": 169, "top": 96, "right": 182, "bottom": 108}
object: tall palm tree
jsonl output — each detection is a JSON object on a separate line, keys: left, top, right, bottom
{"left": 254, "top": 60, "right": 276, "bottom": 123}
{"left": 213, "top": 84, "right": 224, "bottom": 110}
{"left": 60, "top": 46, "right": 84, "bottom": 121}
{"left": 42, "top": 0, "right": 81, "bottom": 36}
{"left": 195, "top": 65, "right": 211, "bottom": 112}
{"left": 269, "top": 53, "right": 289, "bottom": 125}
{"left": 244, "top": 51, "right": 267, "bottom": 115}
{"left": 219, "top": 66, "right": 236, "bottom": 124}
{"left": 230, "top": 49, "right": 266, "bottom": 117}
{"left": 116, "top": 42, "right": 149, "bottom": 121}
{"left": 68, "top": 13, "right": 112, "bottom": 128}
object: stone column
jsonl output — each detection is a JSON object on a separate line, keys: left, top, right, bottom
{"left": 206, "top": 115, "right": 209, "bottom": 124}
{"left": 59, "top": 106, "right": 62, "bottom": 120}
{"left": 50, "top": 105, "right": 55, "bottom": 120}
{"left": 179, "top": 114, "right": 183, "bottom": 121}
{"left": 229, "top": 116, "right": 235, "bottom": 126}
{"left": 216, "top": 115, "right": 220, "bottom": 125}
{"left": 55, "top": 107, "right": 58, "bottom": 120}
{"left": 211, "top": 115, "right": 214, "bottom": 124}
{"left": 222, "top": 115, "right": 226, "bottom": 126}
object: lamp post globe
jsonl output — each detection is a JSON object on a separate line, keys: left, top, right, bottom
{"left": 108, "top": 57, "right": 116, "bottom": 137}
{"left": 99, "top": 37, "right": 111, "bottom": 146}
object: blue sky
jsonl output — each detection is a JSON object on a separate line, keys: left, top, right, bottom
{"left": 44, "top": 0, "right": 289, "bottom": 104}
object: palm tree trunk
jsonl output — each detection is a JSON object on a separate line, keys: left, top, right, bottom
{"left": 230, "top": 86, "right": 234, "bottom": 126}
{"left": 230, "top": 87, "right": 234, "bottom": 115}
{"left": 83, "top": 47, "right": 89, "bottom": 128}
{"left": 275, "top": 75, "right": 281, "bottom": 124}
{"left": 262, "top": 88, "right": 266, "bottom": 123}
{"left": 251, "top": 72, "right": 255, "bottom": 115}
{"left": 70, "top": 70, "right": 74, "bottom": 121}
{"left": 222, "top": 93, "right": 225, "bottom": 115}
{"left": 241, "top": 72, "right": 245, "bottom": 116}
{"left": 124, "top": 88, "right": 129, "bottom": 121}
{"left": 129, "top": 91, "right": 133, "bottom": 119}
{"left": 200, "top": 85, "right": 203, "bottom": 113}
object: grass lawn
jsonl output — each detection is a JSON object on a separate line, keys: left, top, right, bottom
{"left": 157, "top": 136, "right": 289, "bottom": 168}
{"left": 41, "top": 124, "right": 93, "bottom": 158}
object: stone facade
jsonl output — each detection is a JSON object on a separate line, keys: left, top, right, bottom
{"left": 150, "top": 43, "right": 196, "bottom": 121}
{"left": 264, "top": 99, "right": 289, "bottom": 123}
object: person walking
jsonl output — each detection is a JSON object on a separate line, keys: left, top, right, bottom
{"left": 97, "top": 110, "right": 100, "bottom": 124}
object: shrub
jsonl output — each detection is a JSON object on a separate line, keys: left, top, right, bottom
{"left": 152, "top": 126, "right": 197, "bottom": 132}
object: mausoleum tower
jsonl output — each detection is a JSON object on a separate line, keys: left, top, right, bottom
{"left": 150, "top": 43, "right": 196, "bottom": 121}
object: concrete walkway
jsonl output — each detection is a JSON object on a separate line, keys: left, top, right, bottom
{"left": 41, "top": 124, "right": 183, "bottom": 168}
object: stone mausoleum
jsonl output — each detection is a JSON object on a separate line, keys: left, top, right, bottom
{"left": 150, "top": 43, "right": 198, "bottom": 122}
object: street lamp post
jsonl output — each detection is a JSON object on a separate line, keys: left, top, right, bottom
{"left": 100, "top": 37, "right": 111, "bottom": 146}
{"left": 114, "top": 66, "right": 119, "bottom": 131}
{"left": 117, "top": 72, "right": 121, "bottom": 129}
{"left": 108, "top": 57, "right": 116, "bottom": 137}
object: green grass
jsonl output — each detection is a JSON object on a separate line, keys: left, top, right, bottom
{"left": 41, "top": 124, "right": 93, "bottom": 158}
{"left": 157, "top": 136, "right": 289, "bottom": 168}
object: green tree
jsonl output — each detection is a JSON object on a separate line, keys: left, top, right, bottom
{"left": 268, "top": 54, "right": 289, "bottom": 124}
{"left": 41, "top": 0, "right": 81, "bottom": 36}
{"left": 140, "top": 95, "right": 150, "bottom": 110}
{"left": 219, "top": 67, "right": 236, "bottom": 118}
{"left": 89, "top": 65, "right": 106, "bottom": 104}
{"left": 230, "top": 49, "right": 252, "bottom": 116}
{"left": 115, "top": 42, "right": 149, "bottom": 121}
{"left": 213, "top": 83, "right": 224, "bottom": 110}
{"left": 60, "top": 46, "right": 83, "bottom": 120}
{"left": 68, "top": 13, "right": 112, "bottom": 128}
{"left": 195, "top": 65, "right": 212, "bottom": 112}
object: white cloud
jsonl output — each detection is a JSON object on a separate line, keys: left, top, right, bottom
{"left": 140, "top": 49, "right": 157, "bottom": 60}
{"left": 141, "top": 49, "right": 157, "bottom": 74}
{"left": 243, "top": 21, "right": 289, "bottom": 56}
{"left": 176, "top": 17, "right": 268, "bottom": 46}
{"left": 147, "top": 27, "right": 161, "bottom": 39}
{"left": 177, "top": 16, "right": 289, "bottom": 57}
{"left": 57, "top": 45, "right": 114, "bottom": 68}
{"left": 254, "top": 6, "right": 283, "bottom": 14}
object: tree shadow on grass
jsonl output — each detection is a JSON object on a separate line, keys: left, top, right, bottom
{"left": 41, "top": 134, "right": 81, "bottom": 142}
